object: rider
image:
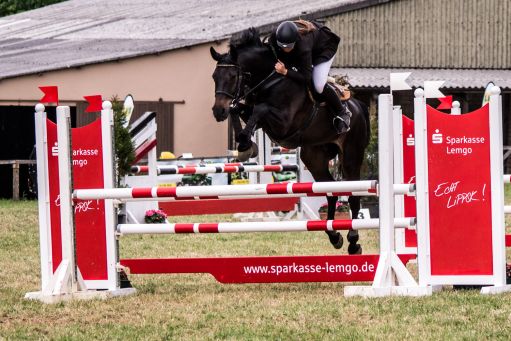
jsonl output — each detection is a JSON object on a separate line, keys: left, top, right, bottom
{"left": 268, "top": 20, "right": 350, "bottom": 134}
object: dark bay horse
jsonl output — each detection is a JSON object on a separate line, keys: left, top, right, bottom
{"left": 210, "top": 28, "right": 370, "bottom": 254}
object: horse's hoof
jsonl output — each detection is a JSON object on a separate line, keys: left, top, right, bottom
{"left": 348, "top": 243, "right": 362, "bottom": 255}
{"left": 328, "top": 232, "right": 343, "bottom": 249}
{"left": 236, "top": 148, "right": 253, "bottom": 162}
{"left": 249, "top": 142, "right": 259, "bottom": 158}
{"left": 347, "top": 230, "right": 359, "bottom": 244}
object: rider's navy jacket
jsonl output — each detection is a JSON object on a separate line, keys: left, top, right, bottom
{"left": 268, "top": 21, "right": 341, "bottom": 87}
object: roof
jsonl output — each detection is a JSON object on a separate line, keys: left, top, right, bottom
{"left": 0, "top": 0, "right": 380, "bottom": 80}
{"left": 334, "top": 68, "right": 511, "bottom": 90}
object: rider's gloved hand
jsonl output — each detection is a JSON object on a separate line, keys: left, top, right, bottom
{"left": 274, "top": 61, "right": 288, "bottom": 75}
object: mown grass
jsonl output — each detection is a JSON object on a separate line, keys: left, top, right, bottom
{"left": 1, "top": 199, "right": 511, "bottom": 340}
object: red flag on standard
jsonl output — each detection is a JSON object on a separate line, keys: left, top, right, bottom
{"left": 39, "top": 86, "right": 59, "bottom": 105}
{"left": 84, "top": 95, "right": 103, "bottom": 112}
{"left": 437, "top": 95, "right": 453, "bottom": 110}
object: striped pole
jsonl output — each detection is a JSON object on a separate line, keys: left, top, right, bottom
{"left": 118, "top": 192, "right": 375, "bottom": 202}
{"left": 130, "top": 164, "right": 298, "bottom": 175}
{"left": 118, "top": 217, "right": 416, "bottom": 235}
{"left": 74, "top": 180, "right": 378, "bottom": 200}
{"left": 103, "top": 183, "right": 415, "bottom": 202}
{"left": 271, "top": 147, "right": 296, "bottom": 154}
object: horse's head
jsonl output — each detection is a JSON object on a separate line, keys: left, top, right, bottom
{"left": 210, "top": 46, "right": 242, "bottom": 122}
{"left": 210, "top": 28, "right": 269, "bottom": 122}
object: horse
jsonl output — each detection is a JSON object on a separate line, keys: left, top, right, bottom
{"left": 210, "top": 28, "right": 370, "bottom": 254}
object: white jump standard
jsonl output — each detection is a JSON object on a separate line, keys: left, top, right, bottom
{"left": 26, "top": 81, "right": 510, "bottom": 302}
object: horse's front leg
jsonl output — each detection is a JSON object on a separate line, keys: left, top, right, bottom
{"left": 230, "top": 112, "right": 244, "bottom": 142}
{"left": 229, "top": 103, "right": 252, "bottom": 142}
{"left": 236, "top": 104, "right": 269, "bottom": 161}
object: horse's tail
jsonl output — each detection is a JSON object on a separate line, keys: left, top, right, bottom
{"left": 359, "top": 99, "right": 371, "bottom": 148}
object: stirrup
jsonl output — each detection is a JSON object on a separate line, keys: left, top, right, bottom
{"left": 333, "top": 115, "right": 350, "bottom": 134}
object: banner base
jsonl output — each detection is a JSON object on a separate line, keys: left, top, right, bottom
{"left": 480, "top": 284, "right": 511, "bottom": 295}
{"left": 25, "top": 288, "right": 136, "bottom": 304}
{"left": 344, "top": 285, "right": 432, "bottom": 297}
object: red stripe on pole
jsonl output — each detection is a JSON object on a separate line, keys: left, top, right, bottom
{"left": 198, "top": 196, "right": 220, "bottom": 200}
{"left": 368, "top": 188, "right": 377, "bottom": 193}
{"left": 175, "top": 224, "right": 194, "bottom": 233}
{"left": 263, "top": 165, "right": 280, "bottom": 172}
{"left": 506, "top": 234, "right": 511, "bottom": 247}
{"left": 198, "top": 223, "right": 219, "bottom": 233}
{"left": 306, "top": 220, "right": 328, "bottom": 231}
{"left": 306, "top": 192, "right": 354, "bottom": 197}
{"left": 266, "top": 183, "right": 289, "bottom": 194}
{"left": 139, "top": 166, "right": 149, "bottom": 173}
{"left": 292, "top": 182, "right": 314, "bottom": 193}
{"left": 332, "top": 220, "right": 353, "bottom": 230}
{"left": 156, "top": 187, "right": 177, "bottom": 197}
{"left": 179, "top": 167, "right": 197, "bottom": 174}
{"left": 223, "top": 166, "right": 237, "bottom": 173}
{"left": 132, "top": 188, "right": 153, "bottom": 198}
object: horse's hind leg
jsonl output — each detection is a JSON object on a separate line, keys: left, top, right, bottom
{"left": 300, "top": 145, "right": 343, "bottom": 249}
{"left": 342, "top": 142, "right": 365, "bottom": 255}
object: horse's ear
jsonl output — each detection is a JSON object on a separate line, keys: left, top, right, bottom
{"left": 210, "top": 46, "right": 221, "bottom": 61}
{"left": 229, "top": 47, "right": 237, "bottom": 61}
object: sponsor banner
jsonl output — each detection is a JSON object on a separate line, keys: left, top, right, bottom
{"left": 121, "top": 254, "right": 415, "bottom": 283}
{"left": 426, "top": 105, "right": 493, "bottom": 275}
{"left": 47, "top": 118, "right": 108, "bottom": 280}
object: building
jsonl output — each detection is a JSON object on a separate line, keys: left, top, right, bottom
{"left": 0, "top": 0, "right": 510, "bottom": 197}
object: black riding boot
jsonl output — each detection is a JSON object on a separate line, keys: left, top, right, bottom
{"left": 322, "top": 83, "right": 350, "bottom": 134}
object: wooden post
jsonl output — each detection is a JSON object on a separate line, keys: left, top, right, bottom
{"left": 12, "top": 161, "right": 20, "bottom": 200}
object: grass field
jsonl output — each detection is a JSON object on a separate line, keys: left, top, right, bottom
{"left": 2, "top": 199, "right": 511, "bottom": 340}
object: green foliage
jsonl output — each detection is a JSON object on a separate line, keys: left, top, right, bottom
{"left": 0, "top": 0, "right": 66, "bottom": 17}
{"left": 111, "top": 97, "right": 135, "bottom": 186}
{"left": 363, "top": 109, "right": 379, "bottom": 180}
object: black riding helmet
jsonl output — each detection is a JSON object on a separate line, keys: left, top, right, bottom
{"left": 276, "top": 21, "right": 298, "bottom": 49}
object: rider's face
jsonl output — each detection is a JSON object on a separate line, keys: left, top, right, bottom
{"left": 282, "top": 47, "right": 294, "bottom": 53}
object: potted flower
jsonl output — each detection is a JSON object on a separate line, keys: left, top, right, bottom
{"left": 318, "top": 201, "right": 351, "bottom": 220}
{"left": 144, "top": 209, "right": 168, "bottom": 224}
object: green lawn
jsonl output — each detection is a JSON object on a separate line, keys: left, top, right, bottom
{"left": 1, "top": 199, "right": 511, "bottom": 340}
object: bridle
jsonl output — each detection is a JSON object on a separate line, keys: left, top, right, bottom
{"left": 214, "top": 64, "right": 247, "bottom": 102}
{"left": 214, "top": 62, "right": 278, "bottom": 108}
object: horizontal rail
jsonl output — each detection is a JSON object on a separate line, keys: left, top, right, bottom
{"left": 130, "top": 164, "right": 299, "bottom": 175}
{"left": 74, "top": 180, "right": 378, "bottom": 200}
{"left": 118, "top": 218, "right": 416, "bottom": 235}
{"left": 116, "top": 191, "right": 376, "bottom": 202}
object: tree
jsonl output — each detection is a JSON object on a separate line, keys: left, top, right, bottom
{"left": 0, "top": 0, "right": 66, "bottom": 17}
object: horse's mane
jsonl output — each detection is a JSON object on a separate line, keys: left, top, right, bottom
{"left": 229, "top": 27, "right": 262, "bottom": 51}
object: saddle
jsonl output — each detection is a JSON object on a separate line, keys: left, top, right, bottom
{"left": 327, "top": 76, "right": 351, "bottom": 101}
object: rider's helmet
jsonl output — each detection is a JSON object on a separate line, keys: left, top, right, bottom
{"left": 276, "top": 21, "right": 298, "bottom": 49}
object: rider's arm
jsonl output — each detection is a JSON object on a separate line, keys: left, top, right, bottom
{"left": 284, "top": 50, "right": 312, "bottom": 85}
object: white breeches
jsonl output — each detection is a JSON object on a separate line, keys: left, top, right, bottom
{"left": 312, "top": 57, "right": 334, "bottom": 94}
